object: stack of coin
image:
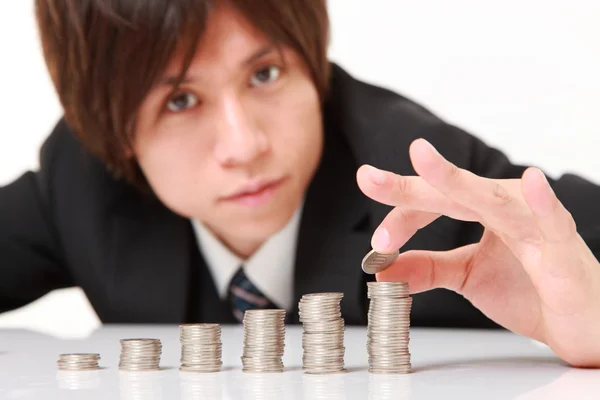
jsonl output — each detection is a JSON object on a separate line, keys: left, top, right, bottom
{"left": 119, "top": 339, "right": 162, "bottom": 371}
{"left": 367, "top": 282, "right": 412, "bottom": 374}
{"left": 179, "top": 323, "right": 223, "bottom": 373}
{"left": 241, "top": 309, "right": 286, "bottom": 373}
{"left": 298, "top": 292, "right": 346, "bottom": 374}
{"left": 57, "top": 353, "right": 100, "bottom": 371}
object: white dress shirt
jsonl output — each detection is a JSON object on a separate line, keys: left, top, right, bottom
{"left": 191, "top": 203, "right": 304, "bottom": 311}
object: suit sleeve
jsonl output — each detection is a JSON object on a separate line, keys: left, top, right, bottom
{"left": 427, "top": 122, "right": 600, "bottom": 259}
{"left": 0, "top": 122, "right": 74, "bottom": 314}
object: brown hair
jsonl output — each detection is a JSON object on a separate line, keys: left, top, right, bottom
{"left": 35, "top": 0, "right": 330, "bottom": 187}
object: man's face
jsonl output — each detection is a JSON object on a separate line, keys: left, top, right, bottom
{"left": 134, "top": 4, "right": 323, "bottom": 254}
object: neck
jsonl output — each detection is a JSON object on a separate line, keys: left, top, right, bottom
{"left": 221, "top": 236, "right": 262, "bottom": 260}
{"left": 203, "top": 225, "right": 263, "bottom": 260}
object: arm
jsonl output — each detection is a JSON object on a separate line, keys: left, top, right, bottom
{"left": 358, "top": 130, "right": 600, "bottom": 366}
{"left": 0, "top": 122, "right": 74, "bottom": 313}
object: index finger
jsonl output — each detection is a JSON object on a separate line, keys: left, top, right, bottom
{"left": 356, "top": 164, "right": 479, "bottom": 221}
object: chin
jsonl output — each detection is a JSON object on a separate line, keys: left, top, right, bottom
{"left": 237, "top": 205, "right": 297, "bottom": 239}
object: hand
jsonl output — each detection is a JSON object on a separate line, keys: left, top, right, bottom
{"left": 356, "top": 138, "right": 600, "bottom": 367}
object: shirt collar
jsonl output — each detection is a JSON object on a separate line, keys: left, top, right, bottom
{"left": 191, "top": 200, "right": 304, "bottom": 311}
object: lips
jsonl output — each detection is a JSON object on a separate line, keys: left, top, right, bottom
{"left": 221, "top": 177, "right": 286, "bottom": 202}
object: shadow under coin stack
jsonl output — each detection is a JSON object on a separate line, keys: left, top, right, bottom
{"left": 119, "top": 339, "right": 162, "bottom": 371}
{"left": 241, "top": 309, "right": 286, "bottom": 373}
{"left": 57, "top": 353, "right": 100, "bottom": 371}
{"left": 179, "top": 323, "right": 223, "bottom": 372}
{"left": 367, "top": 282, "right": 412, "bottom": 374}
{"left": 298, "top": 292, "right": 346, "bottom": 374}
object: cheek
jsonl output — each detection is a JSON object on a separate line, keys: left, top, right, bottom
{"left": 262, "top": 81, "right": 323, "bottom": 172}
{"left": 134, "top": 122, "right": 216, "bottom": 218}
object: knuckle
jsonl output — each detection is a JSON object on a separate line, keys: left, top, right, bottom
{"left": 425, "top": 252, "right": 437, "bottom": 288}
{"left": 395, "top": 175, "right": 411, "bottom": 196}
{"left": 516, "top": 225, "right": 544, "bottom": 247}
{"left": 491, "top": 182, "right": 512, "bottom": 206}
{"left": 395, "top": 207, "right": 410, "bottom": 225}
{"left": 447, "top": 162, "right": 461, "bottom": 181}
{"left": 561, "top": 211, "right": 578, "bottom": 239}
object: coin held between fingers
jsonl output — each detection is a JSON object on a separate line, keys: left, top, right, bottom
{"left": 361, "top": 249, "right": 400, "bottom": 274}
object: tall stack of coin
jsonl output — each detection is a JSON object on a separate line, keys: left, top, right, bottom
{"left": 57, "top": 353, "right": 100, "bottom": 371}
{"left": 241, "top": 309, "right": 286, "bottom": 373}
{"left": 179, "top": 323, "right": 223, "bottom": 373}
{"left": 367, "top": 282, "right": 412, "bottom": 374}
{"left": 119, "top": 338, "right": 162, "bottom": 371}
{"left": 298, "top": 292, "right": 346, "bottom": 374}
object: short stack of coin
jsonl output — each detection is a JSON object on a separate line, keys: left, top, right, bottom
{"left": 179, "top": 323, "right": 223, "bottom": 373}
{"left": 57, "top": 353, "right": 100, "bottom": 371}
{"left": 298, "top": 292, "right": 346, "bottom": 374}
{"left": 119, "top": 338, "right": 162, "bottom": 371}
{"left": 367, "top": 282, "right": 412, "bottom": 374}
{"left": 241, "top": 309, "right": 286, "bottom": 373}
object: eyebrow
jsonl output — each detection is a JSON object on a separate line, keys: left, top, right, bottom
{"left": 160, "top": 45, "right": 277, "bottom": 87}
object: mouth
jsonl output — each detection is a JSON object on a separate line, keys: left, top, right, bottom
{"left": 221, "top": 177, "right": 287, "bottom": 207}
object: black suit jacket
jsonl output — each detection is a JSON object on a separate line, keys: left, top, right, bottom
{"left": 2, "top": 63, "right": 600, "bottom": 328}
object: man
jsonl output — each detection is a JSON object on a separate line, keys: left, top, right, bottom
{"left": 1, "top": 0, "right": 600, "bottom": 367}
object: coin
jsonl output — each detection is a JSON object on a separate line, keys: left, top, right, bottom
{"left": 119, "top": 339, "right": 162, "bottom": 371}
{"left": 57, "top": 353, "right": 100, "bottom": 371}
{"left": 367, "top": 282, "right": 412, "bottom": 374}
{"left": 179, "top": 324, "right": 223, "bottom": 373}
{"left": 241, "top": 309, "right": 286, "bottom": 373}
{"left": 361, "top": 249, "right": 399, "bottom": 274}
{"left": 298, "top": 292, "right": 346, "bottom": 374}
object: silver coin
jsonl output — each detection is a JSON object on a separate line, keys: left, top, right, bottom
{"left": 298, "top": 293, "right": 346, "bottom": 374}
{"left": 301, "top": 320, "right": 345, "bottom": 332}
{"left": 57, "top": 354, "right": 101, "bottom": 371}
{"left": 369, "top": 368, "right": 412, "bottom": 374}
{"left": 179, "top": 324, "right": 223, "bottom": 373}
{"left": 303, "top": 353, "right": 345, "bottom": 360}
{"left": 241, "top": 309, "right": 286, "bottom": 373}
{"left": 366, "top": 282, "right": 413, "bottom": 375}
{"left": 367, "top": 281, "right": 410, "bottom": 298}
{"left": 119, "top": 338, "right": 162, "bottom": 371}
{"left": 361, "top": 249, "right": 400, "bottom": 274}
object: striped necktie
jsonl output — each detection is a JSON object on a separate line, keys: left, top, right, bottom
{"left": 227, "top": 266, "right": 279, "bottom": 323}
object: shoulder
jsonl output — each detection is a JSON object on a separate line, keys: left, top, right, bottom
{"left": 327, "top": 63, "right": 441, "bottom": 130}
{"left": 37, "top": 118, "right": 141, "bottom": 217}
{"left": 325, "top": 63, "right": 482, "bottom": 173}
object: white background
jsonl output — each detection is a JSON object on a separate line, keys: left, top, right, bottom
{"left": 0, "top": 1, "right": 599, "bottom": 337}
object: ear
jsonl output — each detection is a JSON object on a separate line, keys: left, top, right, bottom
{"left": 123, "top": 145, "right": 135, "bottom": 158}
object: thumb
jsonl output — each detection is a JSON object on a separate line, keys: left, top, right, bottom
{"left": 376, "top": 244, "right": 477, "bottom": 294}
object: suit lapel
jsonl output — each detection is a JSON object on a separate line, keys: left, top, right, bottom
{"left": 105, "top": 190, "right": 192, "bottom": 323}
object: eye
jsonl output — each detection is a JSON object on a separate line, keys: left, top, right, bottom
{"left": 166, "top": 92, "right": 198, "bottom": 112}
{"left": 250, "top": 65, "right": 281, "bottom": 87}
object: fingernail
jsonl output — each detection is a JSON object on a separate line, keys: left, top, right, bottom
{"left": 372, "top": 226, "right": 391, "bottom": 250}
{"left": 368, "top": 166, "right": 387, "bottom": 185}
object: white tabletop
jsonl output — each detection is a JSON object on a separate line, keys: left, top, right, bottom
{"left": 1, "top": 324, "right": 599, "bottom": 399}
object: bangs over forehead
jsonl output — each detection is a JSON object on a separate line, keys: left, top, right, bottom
{"left": 36, "top": 0, "right": 329, "bottom": 186}
{"left": 92, "top": 0, "right": 210, "bottom": 91}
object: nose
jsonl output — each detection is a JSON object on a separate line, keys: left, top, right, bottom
{"left": 213, "top": 96, "right": 269, "bottom": 166}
